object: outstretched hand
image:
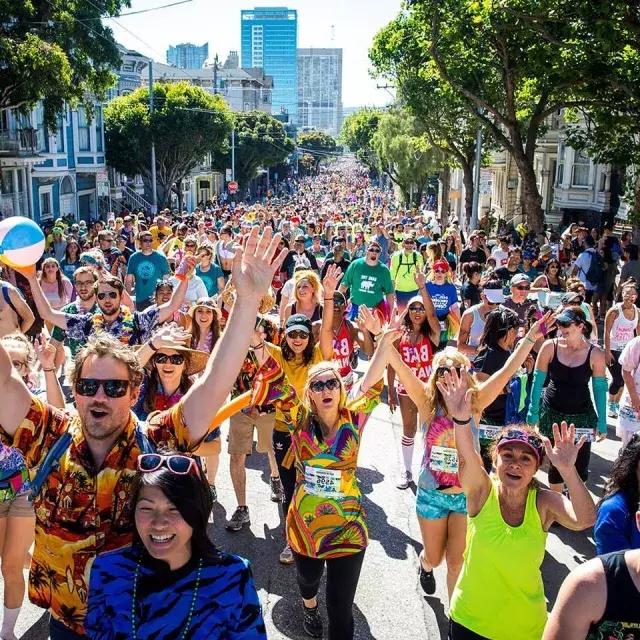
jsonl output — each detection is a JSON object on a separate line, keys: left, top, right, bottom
{"left": 376, "top": 309, "right": 407, "bottom": 351}
{"left": 356, "top": 305, "right": 382, "bottom": 336}
{"left": 543, "top": 421, "right": 585, "bottom": 472}
{"left": 322, "top": 263, "right": 343, "bottom": 298}
{"left": 34, "top": 334, "right": 56, "bottom": 370}
{"left": 435, "top": 366, "right": 473, "bottom": 421}
{"left": 151, "top": 323, "right": 191, "bottom": 349}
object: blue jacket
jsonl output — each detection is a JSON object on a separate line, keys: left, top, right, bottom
{"left": 595, "top": 491, "right": 640, "bottom": 555}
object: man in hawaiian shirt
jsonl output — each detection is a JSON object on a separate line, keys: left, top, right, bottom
{"left": 0, "top": 227, "right": 286, "bottom": 638}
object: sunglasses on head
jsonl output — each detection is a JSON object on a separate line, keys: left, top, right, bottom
{"left": 309, "top": 377, "right": 341, "bottom": 393}
{"left": 287, "top": 330, "right": 309, "bottom": 340}
{"left": 137, "top": 453, "right": 201, "bottom": 478}
{"left": 154, "top": 353, "right": 185, "bottom": 365}
{"left": 75, "top": 378, "right": 130, "bottom": 398}
{"left": 97, "top": 291, "right": 119, "bottom": 301}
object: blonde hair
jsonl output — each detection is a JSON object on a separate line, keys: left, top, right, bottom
{"left": 302, "top": 361, "right": 347, "bottom": 413}
{"left": 425, "top": 241, "right": 442, "bottom": 267}
{"left": 294, "top": 270, "right": 322, "bottom": 305}
{"left": 1, "top": 332, "right": 36, "bottom": 370}
{"left": 427, "top": 264, "right": 454, "bottom": 284}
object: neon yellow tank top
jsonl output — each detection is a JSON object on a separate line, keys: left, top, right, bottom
{"left": 449, "top": 482, "right": 548, "bottom": 640}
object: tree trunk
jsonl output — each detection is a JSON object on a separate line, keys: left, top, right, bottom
{"left": 176, "top": 182, "right": 184, "bottom": 213}
{"left": 513, "top": 155, "right": 544, "bottom": 231}
{"left": 462, "top": 161, "right": 474, "bottom": 230}
{"left": 438, "top": 165, "right": 451, "bottom": 225}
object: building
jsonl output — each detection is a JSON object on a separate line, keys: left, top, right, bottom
{"left": 297, "top": 48, "right": 343, "bottom": 136}
{"left": 166, "top": 43, "right": 209, "bottom": 69}
{"left": 109, "top": 45, "right": 149, "bottom": 99}
{"left": 241, "top": 7, "right": 298, "bottom": 123}
{"left": 0, "top": 101, "right": 106, "bottom": 222}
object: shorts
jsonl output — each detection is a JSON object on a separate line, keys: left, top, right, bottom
{"left": 416, "top": 487, "right": 467, "bottom": 520}
{"left": 228, "top": 411, "right": 275, "bottom": 455}
{"left": 348, "top": 299, "right": 390, "bottom": 324}
{"left": 0, "top": 492, "right": 34, "bottom": 518}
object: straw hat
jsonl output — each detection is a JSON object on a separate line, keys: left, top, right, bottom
{"left": 188, "top": 297, "right": 221, "bottom": 319}
{"left": 144, "top": 340, "right": 209, "bottom": 376}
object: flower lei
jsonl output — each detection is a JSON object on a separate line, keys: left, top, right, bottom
{"left": 91, "top": 305, "right": 136, "bottom": 344}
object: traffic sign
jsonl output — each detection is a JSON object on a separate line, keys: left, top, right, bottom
{"left": 225, "top": 169, "right": 232, "bottom": 181}
{"left": 96, "top": 170, "right": 110, "bottom": 197}
{"left": 228, "top": 181, "right": 238, "bottom": 194}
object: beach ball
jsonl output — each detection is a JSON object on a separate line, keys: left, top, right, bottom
{"left": 0, "top": 217, "right": 45, "bottom": 268}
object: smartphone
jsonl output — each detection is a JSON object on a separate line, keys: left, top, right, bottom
{"left": 534, "top": 309, "right": 548, "bottom": 336}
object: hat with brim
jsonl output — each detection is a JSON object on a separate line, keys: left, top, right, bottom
{"left": 285, "top": 313, "right": 312, "bottom": 335}
{"left": 539, "top": 244, "right": 553, "bottom": 256}
{"left": 188, "top": 297, "right": 221, "bottom": 319}
{"left": 483, "top": 287, "right": 505, "bottom": 304}
{"left": 142, "top": 342, "right": 210, "bottom": 377}
{"left": 510, "top": 273, "right": 530, "bottom": 286}
{"left": 555, "top": 308, "right": 585, "bottom": 326}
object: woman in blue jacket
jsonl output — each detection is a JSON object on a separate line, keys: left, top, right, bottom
{"left": 594, "top": 433, "right": 640, "bottom": 554}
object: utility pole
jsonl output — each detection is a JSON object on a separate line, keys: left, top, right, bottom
{"left": 148, "top": 60, "right": 158, "bottom": 215}
{"left": 470, "top": 119, "right": 483, "bottom": 232}
{"left": 231, "top": 128, "right": 235, "bottom": 182}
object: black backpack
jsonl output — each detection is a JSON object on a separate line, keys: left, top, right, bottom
{"left": 584, "top": 250, "right": 605, "bottom": 285}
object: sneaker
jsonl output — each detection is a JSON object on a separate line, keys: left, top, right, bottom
{"left": 209, "top": 484, "right": 217, "bottom": 502}
{"left": 225, "top": 506, "right": 250, "bottom": 531}
{"left": 396, "top": 470, "right": 412, "bottom": 490}
{"left": 419, "top": 564, "right": 436, "bottom": 595}
{"left": 270, "top": 476, "right": 283, "bottom": 503}
{"left": 608, "top": 402, "right": 619, "bottom": 419}
{"left": 302, "top": 603, "right": 323, "bottom": 638}
{"left": 279, "top": 543, "right": 294, "bottom": 565}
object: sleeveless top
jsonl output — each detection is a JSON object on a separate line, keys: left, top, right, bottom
{"left": 468, "top": 305, "right": 485, "bottom": 349}
{"left": 609, "top": 304, "right": 638, "bottom": 352}
{"left": 587, "top": 551, "right": 640, "bottom": 639}
{"left": 292, "top": 301, "right": 322, "bottom": 324}
{"left": 542, "top": 274, "right": 564, "bottom": 292}
{"left": 450, "top": 483, "right": 547, "bottom": 640}
{"left": 332, "top": 319, "right": 354, "bottom": 378}
{"left": 543, "top": 340, "right": 594, "bottom": 414}
{"left": 396, "top": 331, "right": 433, "bottom": 396}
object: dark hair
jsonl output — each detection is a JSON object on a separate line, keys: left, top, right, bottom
{"left": 562, "top": 306, "right": 593, "bottom": 338}
{"left": 132, "top": 457, "right": 217, "bottom": 561}
{"left": 402, "top": 302, "right": 431, "bottom": 337}
{"left": 599, "top": 434, "right": 640, "bottom": 513}
{"left": 94, "top": 274, "right": 124, "bottom": 294}
{"left": 143, "top": 361, "right": 193, "bottom": 417}
{"left": 585, "top": 235, "right": 596, "bottom": 248}
{"left": 65, "top": 240, "right": 80, "bottom": 262}
{"left": 282, "top": 329, "right": 317, "bottom": 365}
{"left": 463, "top": 261, "right": 482, "bottom": 279}
{"left": 477, "top": 308, "right": 520, "bottom": 353}
{"left": 190, "top": 310, "right": 220, "bottom": 352}
{"left": 626, "top": 243, "right": 639, "bottom": 262}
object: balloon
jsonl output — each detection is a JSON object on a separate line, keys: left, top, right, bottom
{"left": 0, "top": 217, "right": 45, "bottom": 268}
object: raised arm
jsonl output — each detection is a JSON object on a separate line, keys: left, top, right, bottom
{"left": 181, "top": 228, "right": 287, "bottom": 444}
{"left": 33, "top": 336, "right": 64, "bottom": 409}
{"left": 415, "top": 271, "right": 441, "bottom": 345}
{"left": 0, "top": 338, "right": 34, "bottom": 436}
{"left": 319, "top": 264, "right": 342, "bottom": 360}
{"left": 18, "top": 266, "right": 67, "bottom": 329}
{"left": 9, "top": 286, "right": 35, "bottom": 334}
{"left": 156, "top": 256, "right": 195, "bottom": 323}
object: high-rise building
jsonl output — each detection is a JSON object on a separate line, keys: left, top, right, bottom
{"left": 166, "top": 43, "right": 209, "bottom": 69}
{"left": 241, "top": 7, "right": 298, "bottom": 123}
{"left": 297, "top": 48, "right": 343, "bottom": 137}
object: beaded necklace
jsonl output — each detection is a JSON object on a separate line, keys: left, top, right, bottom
{"left": 92, "top": 305, "right": 136, "bottom": 344}
{"left": 131, "top": 554, "right": 203, "bottom": 639}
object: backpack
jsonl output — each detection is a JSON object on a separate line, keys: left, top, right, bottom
{"left": 584, "top": 249, "right": 605, "bottom": 286}
{"left": 29, "top": 423, "right": 156, "bottom": 501}
{"left": 393, "top": 251, "right": 418, "bottom": 282}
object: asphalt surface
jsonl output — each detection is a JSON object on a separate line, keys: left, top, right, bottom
{"left": 5, "top": 400, "right": 622, "bottom": 640}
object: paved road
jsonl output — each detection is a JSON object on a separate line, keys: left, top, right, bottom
{"left": 6, "top": 402, "right": 621, "bottom": 640}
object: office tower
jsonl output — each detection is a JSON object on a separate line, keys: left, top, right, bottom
{"left": 241, "top": 7, "right": 298, "bottom": 123}
{"left": 166, "top": 43, "right": 209, "bottom": 69}
{"left": 297, "top": 48, "right": 343, "bottom": 136}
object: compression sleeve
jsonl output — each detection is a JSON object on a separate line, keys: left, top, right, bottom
{"left": 592, "top": 376, "right": 608, "bottom": 434}
{"left": 526, "top": 368, "right": 546, "bottom": 426}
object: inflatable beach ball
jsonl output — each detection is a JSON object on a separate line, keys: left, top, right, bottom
{"left": 0, "top": 217, "right": 45, "bottom": 268}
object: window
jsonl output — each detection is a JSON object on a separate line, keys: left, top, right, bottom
{"left": 571, "top": 150, "right": 590, "bottom": 187}
{"left": 56, "top": 113, "right": 65, "bottom": 152}
{"left": 77, "top": 107, "right": 90, "bottom": 151}
{"left": 35, "top": 104, "right": 48, "bottom": 152}
{"left": 95, "top": 107, "right": 103, "bottom": 152}
{"left": 40, "top": 190, "right": 51, "bottom": 216}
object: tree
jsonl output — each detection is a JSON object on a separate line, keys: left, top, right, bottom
{"left": 105, "top": 82, "right": 232, "bottom": 208}
{"left": 0, "top": 0, "right": 129, "bottom": 127}
{"left": 216, "top": 111, "right": 294, "bottom": 189}
{"left": 297, "top": 130, "right": 338, "bottom": 173}
{"left": 340, "top": 108, "right": 383, "bottom": 175}
{"left": 371, "top": 109, "right": 441, "bottom": 206}
{"left": 370, "top": 1, "right": 638, "bottom": 230}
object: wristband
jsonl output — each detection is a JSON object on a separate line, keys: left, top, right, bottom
{"left": 324, "top": 298, "right": 333, "bottom": 301}
{"left": 525, "top": 336, "right": 536, "bottom": 344}
{"left": 43, "top": 368, "right": 55, "bottom": 372}
{"left": 451, "top": 416, "right": 472, "bottom": 425}
{"left": 149, "top": 342, "right": 158, "bottom": 352}
{"left": 174, "top": 273, "right": 187, "bottom": 282}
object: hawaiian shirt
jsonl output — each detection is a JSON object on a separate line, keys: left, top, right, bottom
{"left": 51, "top": 300, "right": 98, "bottom": 356}
{"left": 64, "top": 305, "right": 159, "bottom": 346}
{"left": 7, "top": 397, "right": 201, "bottom": 635}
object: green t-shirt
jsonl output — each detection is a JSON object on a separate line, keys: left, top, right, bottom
{"left": 196, "top": 263, "right": 224, "bottom": 296}
{"left": 126, "top": 250, "right": 170, "bottom": 306}
{"left": 342, "top": 258, "right": 393, "bottom": 307}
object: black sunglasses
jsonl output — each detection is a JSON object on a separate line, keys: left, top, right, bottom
{"left": 75, "top": 378, "right": 130, "bottom": 398}
{"left": 154, "top": 353, "right": 186, "bottom": 365}
{"left": 287, "top": 330, "right": 310, "bottom": 340}
{"left": 408, "top": 305, "right": 425, "bottom": 312}
{"left": 97, "top": 291, "right": 119, "bottom": 301}
{"left": 309, "top": 378, "right": 341, "bottom": 393}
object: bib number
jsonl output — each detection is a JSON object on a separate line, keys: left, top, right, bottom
{"left": 304, "top": 466, "right": 343, "bottom": 498}
{"left": 479, "top": 425, "right": 501, "bottom": 441}
{"left": 574, "top": 427, "right": 595, "bottom": 443}
{"left": 429, "top": 446, "right": 458, "bottom": 474}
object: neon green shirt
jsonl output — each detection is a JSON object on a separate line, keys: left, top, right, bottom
{"left": 390, "top": 250, "right": 424, "bottom": 293}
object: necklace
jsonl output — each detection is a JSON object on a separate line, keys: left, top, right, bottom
{"left": 250, "top": 342, "right": 265, "bottom": 350}
{"left": 131, "top": 554, "right": 203, "bottom": 639}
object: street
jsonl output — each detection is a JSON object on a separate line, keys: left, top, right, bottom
{"left": 7, "top": 401, "right": 621, "bottom": 640}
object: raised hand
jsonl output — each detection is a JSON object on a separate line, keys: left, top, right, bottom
{"left": 232, "top": 227, "right": 288, "bottom": 302}
{"left": 356, "top": 304, "right": 382, "bottom": 335}
{"left": 322, "top": 263, "right": 343, "bottom": 298}
{"left": 414, "top": 270, "right": 426, "bottom": 289}
{"left": 150, "top": 323, "right": 191, "bottom": 349}
{"left": 542, "top": 421, "right": 585, "bottom": 472}
{"left": 435, "top": 366, "right": 473, "bottom": 421}
{"left": 528, "top": 310, "right": 555, "bottom": 342}
{"left": 34, "top": 334, "right": 56, "bottom": 370}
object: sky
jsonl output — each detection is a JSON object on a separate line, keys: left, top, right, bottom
{"left": 107, "top": 0, "right": 401, "bottom": 108}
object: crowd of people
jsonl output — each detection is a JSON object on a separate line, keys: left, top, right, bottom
{"left": 0, "top": 159, "right": 638, "bottom": 640}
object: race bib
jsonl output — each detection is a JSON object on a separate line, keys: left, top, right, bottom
{"left": 574, "top": 427, "right": 595, "bottom": 443}
{"left": 429, "top": 446, "right": 458, "bottom": 475}
{"left": 304, "top": 466, "right": 344, "bottom": 498}
{"left": 619, "top": 405, "right": 640, "bottom": 424}
{"left": 478, "top": 425, "right": 501, "bottom": 442}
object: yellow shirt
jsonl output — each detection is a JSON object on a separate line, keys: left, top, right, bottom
{"left": 149, "top": 225, "right": 172, "bottom": 249}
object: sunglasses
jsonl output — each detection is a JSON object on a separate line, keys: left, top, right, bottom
{"left": 309, "top": 378, "right": 341, "bottom": 393}
{"left": 287, "top": 330, "right": 310, "bottom": 340}
{"left": 75, "top": 378, "right": 130, "bottom": 398}
{"left": 434, "top": 269, "right": 448, "bottom": 274}
{"left": 97, "top": 291, "right": 119, "bottom": 301}
{"left": 368, "top": 248, "right": 381, "bottom": 254}
{"left": 556, "top": 319, "right": 577, "bottom": 328}
{"left": 154, "top": 353, "right": 186, "bottom": 365}
{"left": 514, "top": 285, "right": 530, "bottom": 291}
{"left": 408, "top": 305, "right": 425, "bottom": 312}
{"left": 140, "top": 237, "right": 152, "bottom": 243}
{"left": 137, "top": 453, "right": 201, "bottom": 478}
{"left": 11, "top": 360, "right": 27, "bottom": 370}
{"left": 435, "top": 365, "right": 463, "bottom": 378}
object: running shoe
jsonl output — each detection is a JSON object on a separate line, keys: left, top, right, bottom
{"left": 608, "top": 402, "right": 619, "bottom": 419}
{"left": 396, "top": 470, "right": 412, "bottom": 490}
{"left": 225, "top": 506, "right": 250, "bottom": 531}
{"left": 270, "top": 476, "right": 284, "bottom": 503}
{"left": 302, "top": 603, "right": 323, "bottom": 638}
{"left": 279, "top": 543, "right": 294, "bottom": 565}
{"left": 419, "top": 564, "right": 436, "bottom": 595}
{"left": 209, "top": 484, "right": 217, "bottom": 503}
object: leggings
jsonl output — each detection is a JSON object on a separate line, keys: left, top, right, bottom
{"left": 608, "top": 349, "right": 624, "bottom": 395}
{"left": 273, "top": 429, "right": 296, "bottom": 519}
{"left": 448, "top": 619, "right": 490, "bottom": 639}
{"left": 294, "top": 549, "right": 366, "bottom": 640}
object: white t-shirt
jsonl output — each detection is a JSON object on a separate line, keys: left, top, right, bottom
{"left": 169, "top": 275, "right": 208, "bottom": 308}
{"left": 618, "top": 336, "right": 640, "bottom": 435}
{"left": 491, "top": 246, "right": 509, "bottom": 267}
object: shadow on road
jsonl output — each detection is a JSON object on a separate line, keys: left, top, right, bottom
{"left": 19, "top": 610, "right": 48, "bottom": 640}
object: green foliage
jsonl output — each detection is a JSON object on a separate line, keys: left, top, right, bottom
{"left": 297, "top": 130, "right": 338, "bottom": 172}
{"left": 215, "top": 111, "right": 294, "bottom": 188}
{"left": 0, "top": 0, "right": 127, "bottom": 127}
{"left": 371, "top": 109, "right": 441, "bottom": 205}
{"left": 105, "top": 82, "right": 232, "bottom": 206}
{"left": 340, "top": 109, "right": 383, "bottom": 173}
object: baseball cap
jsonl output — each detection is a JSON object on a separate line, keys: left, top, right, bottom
{"left": 483, "top": 284, "right": 505, "bottom": 304}
{"left": 555, "top": 307, "right": 586, "bottom": 326}
{"left": 285, "top": 313, "right": 312, "bottom": 335}
{"left": 510, "top": 273, "right": 530, "bottom": 286}
{"left": 496, "top": 428, "right": 545, "bottom": 465}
